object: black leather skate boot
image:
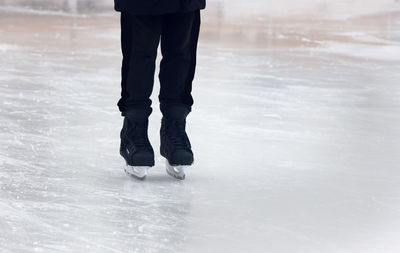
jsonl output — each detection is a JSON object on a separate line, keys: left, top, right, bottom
{"left": 160, "top": 105, "right": 194, "bottom": 180}
{"left": 120, "top": 108, "right": 154, "bottom": 179}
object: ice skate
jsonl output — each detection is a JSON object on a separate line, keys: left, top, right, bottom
{"left": 120, "top": 109, "right": 154, "bottom": 179}
{"left": 165, "top": 160, "right": 187, "bottom": 180}
{"left": 160, "top": 105, "right": 194, "bottom": 180}
{"left": 123, "top": 165, "right": 149, "bottom": 180}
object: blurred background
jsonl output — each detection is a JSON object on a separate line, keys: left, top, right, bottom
{"left": 1, "top": 1, "right": 400, "bottom": 253}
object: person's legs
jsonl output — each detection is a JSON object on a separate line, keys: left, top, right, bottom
{"left": 118, "top": 12, "right": 163, "bottom": 178}
{"left": 158, "top": 10, "right": 201, "bottom": 114}
{"left": 158, "top": 11, "right": 201, "bottom": 179}
{"left": 117, "top": 12, "right": 163, "bottom": 115}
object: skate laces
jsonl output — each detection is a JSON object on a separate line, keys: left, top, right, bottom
{"left": 127, "top": 122, "right": 151, "bottom": 150}
{"left": 168, "top": 120, "right": 190, "bottom": 149}
{"left": 133, "top": 135, "right": 150, "bottom": 149}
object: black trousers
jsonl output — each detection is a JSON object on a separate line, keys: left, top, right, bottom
{"left": 117, "top": 10, "right": 201, "bottom": 115}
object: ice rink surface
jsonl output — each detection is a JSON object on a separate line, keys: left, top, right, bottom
{"left": 1, "top": 0, "right": 400, "bottom": 252}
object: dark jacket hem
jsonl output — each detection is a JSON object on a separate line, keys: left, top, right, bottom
{"left": 114, "top": 1, "right": 206, "bottom": 15}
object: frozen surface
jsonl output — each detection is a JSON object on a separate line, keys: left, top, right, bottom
{"left": 1, "top": 1, "right": 400, "bottom": 252}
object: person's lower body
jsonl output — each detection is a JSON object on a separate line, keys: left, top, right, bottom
{"left": 117, "top": 10, "right": 200, "bottom": 179}
{"left": 117, "top": 10, "right": 200, "bottom": 114}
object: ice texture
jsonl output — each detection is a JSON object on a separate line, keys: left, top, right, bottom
{"left": 1, "top": 1, "right": 400, "bottom": 252}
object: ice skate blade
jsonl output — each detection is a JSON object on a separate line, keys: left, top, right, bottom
{"left": 165, "top": 160, "right": 187, "bottom": 180}
{"left": 124, "top": 165, "right": 149, "bottom": 180}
